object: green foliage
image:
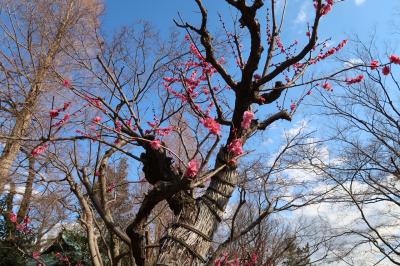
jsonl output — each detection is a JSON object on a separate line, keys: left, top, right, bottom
{"left": 282, "top": 240, "right": 312, "bottom": 266}
{"left": 0, "top": 196, "right": 33, "bottom": 265}
{"left": 39, "top": 228, "right": 95, "bottom": 265}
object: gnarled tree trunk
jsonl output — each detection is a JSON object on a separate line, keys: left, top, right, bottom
{"left": 157, "top": 149, "right": 237, "bottom": 265}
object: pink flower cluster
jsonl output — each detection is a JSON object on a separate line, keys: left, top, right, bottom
{"left": 368, "top": 57, "right": 399, "bottom": 75}
{"left": 314, "top": 0, "right": 334, "bottom": 16}
{"left": 147, "top": 119, "right": 174, "bottom": 137}
{"left": 290, "top": 102, "right": 297, "bottom": 112}
{"left": 294, "top": 40, "right": 347, "bottom": 69}
{"left": 55, "top": 252, "right": 70, "bottom": 263}
{"left": 162, "top": 35, "right": 224, "bottom": 130}
{"left": 322, "top": 82, "right": 333, "bottom": 91}
{"left": 53, "top": 113, "right": 70, "bottom": 127}
{"left": 241, "top": 111, "right": 255, "bottom": 130}
{"left": 346, "top": 74, "right": 364, "bottom": 85}
{"left": 214, "top": 251, "right": 257, "bottom": 266}
{"left": 316, "top": 40, "right": 347, "bottom": 61}
{"left": 227, "top": 139, "right": 244, "bottom": 157}
{"left": 63, "top": 79, "right": 72, "bottom": 88}
{"left": 185, "top": 160, "right": 200, "bottom": 178}
{"left": 31, "top": 143, "right": 49, "bottom": 157}
{"left": 150, "top": 139, "right": 162, "bottom": 150}
{"left": 49, "top": 102, "right": 71, "bottom": 119}
{"left": 275, "top": 36, "right": 286, "bottom": 53}
{"left": 390, "top": 54, "right": 400, "bottom": 64}
{"left": 383, "top": 65, "right": 391, "bottom": 75}
{"left": 92, "top": 116, "right": 102, "bottom": 123}
{"left": 8, "top": 212, "right": 32, "bottom": 234}
{"left": 32, "top": 251, "right": 41, "bottom": 260}
{"left": 84, "top": 96, "right": 105, "bottom": 111}
{"left": 370, "top": 60, "right": 380, "bottom": 70}
{"left": 201, "top": 117, "right": 221, "bottom": 135}
{"left": 9, "top": 212, "right": 17, "bottom": 223}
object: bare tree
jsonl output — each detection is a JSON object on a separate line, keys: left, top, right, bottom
{"left": 298, "top": 41, "right": 400, "bottom": 265}
{"left": 0, "top": 0, "right": 102, "bottom": 192}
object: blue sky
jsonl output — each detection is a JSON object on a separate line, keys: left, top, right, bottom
{"left": 102, "top": 0, "right": 399, "bottom": 43}
{"left": 100, "top": 0, "right": 400, "bottom": 173}
{"left": 98, "top": 3, "right": 400, "bottom": 263}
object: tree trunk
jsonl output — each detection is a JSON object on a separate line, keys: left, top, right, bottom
{"left": 0, "top": 4, "right": 74, "bottom": 192}
{"left": 17, "top": 156, "right": 35, "bottom": 222}
{"left": 157, "top": 148, "right": 238, "bottom": 265}
{"left": 111, "top": 233, "right": 122, "bottom": 266}
{"left": 0, "top": 104, "right": 36, "bottom": 192}
{"left": 87, "top": 222, "right": 104, "bottom": 266}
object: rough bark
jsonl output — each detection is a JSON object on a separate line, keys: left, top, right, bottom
{"left": 157, "top": 148, "right": 238, "bottom": 265}
{"left": 0, "top": 97, "right": 37, "bottom": 191}
{"left": 111, "top": 234, "right": 121, "bottom": 266}
{"left": 17, "top": 156, "right": 35, "bottom": 222}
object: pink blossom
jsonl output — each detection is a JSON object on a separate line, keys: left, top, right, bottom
{"left": 290, "top": 102, "right": 297, "bottom": 112}
{"left": 53, "top": 113, "right": 70, "bottom": 127}
{"left": 214, "top": 259, "right": 222, "bottom": 266}
{"left": 55, "top": 252, "right": 70, "bottom": 262}
{"left": 322, "top": 82, "right": 333, "bottom": 91}
{"left": 150, "top": 139, "right": 162, "bottom": 150}
{"left": 201, "top": 117, "right": 221, "bottom": 135}
{"left": 92, "top": 116, "right": 102, "bottom": 123}
{"left": 85, "top": 96, "right": 104, "bottom": 110}
{"left": 185, "top": 160, "right": 200, "bottom": 178}
{"left": 241, "top": 111, "right": 255, "bottom": 130}
{"left": 390, "top": 54, "right": 400, "bottom": 64}
{"left": 251, "top": 252, "right": 258, "bottom": 264}
{"left": 156, "top": 126, "right": 174, "bottom": 137}
{"left": 9, "top": 212, "right": 17, "bottom": 223}
{"left": 346, "top": 74, "right": 364, "bottom": 85}
{"left": 127, "top": 118, "right": 133, "bottom": 128}
{"left": 163, "top": 77, "right": 176, "bottom": 83}
{"left": 314, "top": 0, "right": 334, "bottom": 16}
{"left": 227, "top": 139, "right": 244, "bottom": 157}
{"left": 370, "top": 60, "right": 380, "bottom": 70}
{"left": 50, "top": 109, "right": 60, "bottom": 118}
{"left": 63, "top": 79, "right": 71, "bottom": 88}
{"left": 32, "top": 251, "right": 41, "bottom": 260}
{"left": 307, "top": 90, "right": 312, "bottom": 95}
{"left": 258, "top": 96, "right": 266, "bottom": 104}
{"left": 16, "top": 223, "right": 29, "bottom": 233}
{"left": 306, "top": 31, "right": 311, "bottom": 37}
{"left": 383, "top": 65, "right": 391, "bottom": 75}
{"left": 31, "top": 144, "right": 49, "bottom": 157}
{"left": 106, "top": 181, "right": 116, "bottom": 193}
{"left": 23, "top": 216, "right": 30, "bottom": 224}
{"left": 275, "top": 36, "right": 285, "bottom": 53}
{"left": 312, "top": 40, "right": 347, "bottom": 64}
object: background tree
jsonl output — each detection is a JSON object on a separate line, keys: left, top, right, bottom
{"left": 296, "top": 41, "right": 400, "bottom": 264}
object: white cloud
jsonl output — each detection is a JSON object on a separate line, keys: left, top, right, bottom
{"left": 285, "top": 119, "right": 308, "bottom": 138}
{"left": 354, "top": 0, "right": 366, "bottom": 6}
{"left": 344, "top": 58, "right": 364, "bottom": 67}
{"left": 294, "top": 2, "right": 311, "bottom": 24}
